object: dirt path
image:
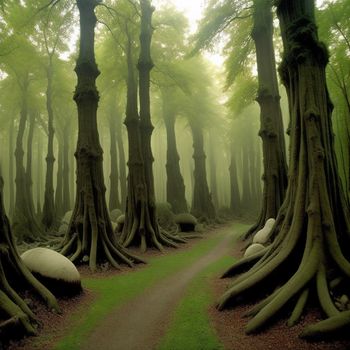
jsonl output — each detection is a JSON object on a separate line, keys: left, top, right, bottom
{"left": 81, "top": 225, "right": 237, "bottom": 350}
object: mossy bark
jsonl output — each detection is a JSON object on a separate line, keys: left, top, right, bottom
{"left": 60, "top": 0, "right": 142, "bottom": 271}
{"left": 0, "top": 177, "right": 59, "bottom": 338}
{"left": 8, "top": 119, "right": 15, "bottom": 218}
{"left": 245, "top": 0, "right": 288, "bottom": 239}
{"left": 162, "top": 89, "right": 187, "bottom": 214}
{"left": 42, "top": 61, "right": 56, "bottom": 230}
{"left": 190, "top": 121, "right": 216, "bottom": 220}
{"left": 121, "top": 0, "right": 179, "bottom": 251}
{"left": 218, "top": 0, "right": 350, "bottom": 338}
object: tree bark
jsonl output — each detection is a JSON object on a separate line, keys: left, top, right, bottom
{"left": 245, "top": 0, "right": 288, "bottom": 239}
{"left": 42, "top": 60, "right": 56, "bottom": 230}
{"left": 62, "top": 120, "right": 71, "bottom": 214}
{"left": 190, "top": 121, "right": 215, "bottom": 220}
{"left": 116, "top": 114, "right": 127, "bottom": 210}
{"left": 162, "top": 89, "right": 187, "bottom": 214}
{"left": 218, "top": 0, "right": 350, "bottom": 338}
{"left": 55, "top": 135, "right": 63, "bottom": 218}
{"left": 229, "top": 140, "right": 240, "bottom": 215}
{"left": 8, "top": 119, "right": 15, "bottom": 218}
{"left": 60, "top": 0, "right": 142, "bottom": 271}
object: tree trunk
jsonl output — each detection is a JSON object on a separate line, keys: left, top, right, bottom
{"left": 36, "top": 131, "right": 43, "bottom": 218}
{"left": 109, "top": 115, "right": 121, "bottom": 211}
{"left": 42, "top": 61, "right": 56, "bottom": 230}
{"left": 0, "top": 176, "right": 59, "bottom": 339}
{"left": 62, "top": 120, "right": 71, "bottom": 214}
{"left": 116, "top": 114, "right": 127, "bottom": 210}
{"left": 218, "top": 0, "right": 350, "bottom": 338}
{"left": 25, "top": 112, "right": 37, "bottom": 225}
{"left": 229, "top": 140, "right": 240, "bottom": 215}
{"left": 12, "top": 78, "right": 43, "bottom": 242}
{"left": 60, "top": 0, "right": 142, "bottom": 271}
{"left": 121, "top": 1, "right": 180, "bottom": 251}
{"left": 245, "top": 0, "right": 288, "bottom": 239}
{"left": 55, "top": 135, "right": 63, "bottom": 218}
{"left": 162, "top": 90, "right": 187, "bottom": 214}
{"left": 209, "top": 130, "right": 218, "bottom": 209}
{"left": 190, "top": 121, "right": 215, "bottom": 220}
{"left": 8, "top": 119, "right": 15, "bottom": 218}
{"left": 240, "top": 141, "right": 252, "bottom": 212}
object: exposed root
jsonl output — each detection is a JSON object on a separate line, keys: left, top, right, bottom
{"left": 300, "top": 311, "right": 350, "bottom": 339}
{"left": 287, "top": 288, "right": 309, "bottom": 327}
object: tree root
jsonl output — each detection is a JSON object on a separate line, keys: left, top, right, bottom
{"left": 300, "top": 311, "right": 350, "bottom": 339}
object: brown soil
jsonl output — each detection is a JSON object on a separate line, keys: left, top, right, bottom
{"left": 209, "top": 240, "right": 350, "bottom": 350}
{"left": 80, "top": 226, "right": 235, "bottom": 350}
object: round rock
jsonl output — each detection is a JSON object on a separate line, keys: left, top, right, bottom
{"left": 21, "top": 247, "right": 81, "bottom": 296}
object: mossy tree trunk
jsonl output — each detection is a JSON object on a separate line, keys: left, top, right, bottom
{"left": 162, "top": 89, "right": 187, "bottom": 214}
{"left": 189, "top": 121, "right": 215, "bottom": 220}
{"left": 0, "top": 177, "right": 59, "bottom": 338}
{"left": 121, "top": 1, "right": 180, "bottom": 251}
{"left": 109, "top": 114, "right": 121, "bottom": 211}
{"left": 62, "top": 119, "right": 71, "bottom": 214}
{"left": 116, "top": 113, "right": 127, "bottom": 210}
{"left": 244, "top": 0, "right": 288, "bottom": 239}
{"left": 218, "top": 0, "right": 350, "bottom": 338}
{"left": 60, "top": 0, "right": 142, "bottom": 271}
{"left": 13, "top": 76, "right": 43, "bottom": 242}
{"left": 240, "top": 141, "right": 253, "bottom": 212}
{"left": 42, "top": 60, "right": 56, "bottom": 230}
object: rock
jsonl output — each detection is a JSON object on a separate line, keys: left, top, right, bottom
{"left": 21, "top": 247, "right": 81, "bottom": 296}
{"left": 82, "top": 255, "right": 89, "bottom": 262}
{"left": 115, "top": 214, "right": 125, "bottom": 233}
{"left": 62, "top": 210, "right": 73, "bottom": 225}
{"left": 340, "top": 295, "right": 349, "bottom": 306}
{"left": 58, "top": 223, "right": 68, "bottom": 236}
{"left": 253, "top": 218, "right": 276, "bottom": 244}
{"left": 174, "top": 213, "right": 198, "bottom": 232}
{"left": 244, "top": 243, "right": 265, "bottom": 258}
{"left": 110, "top": 209, "right": 122, "bottom": 222}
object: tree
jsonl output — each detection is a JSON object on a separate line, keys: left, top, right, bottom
{"left": 0, "top": 176, "right": 59, "bottom": 337}
{"left": 120, "top": 0, "right": 181, "bottom": 251}
{"left": 218, "top": 0, "right": 350, "bottom": 338}
{"left": 60, "top": 0, "right": 143, "bottom": 271}
{"left": 194, "top": 0, "right": 288, "bottom": 235}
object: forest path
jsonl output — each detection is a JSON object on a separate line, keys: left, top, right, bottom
{"left": 80, "top": 224, "right": 238, "bottom": 350}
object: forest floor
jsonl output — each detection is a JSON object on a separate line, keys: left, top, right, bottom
{"left": 5, "top": 221, "right": 350, "bottom": 350}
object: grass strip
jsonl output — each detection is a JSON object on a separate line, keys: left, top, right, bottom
{"left": 157, "top": 255, "right": 234, "bottom": 350}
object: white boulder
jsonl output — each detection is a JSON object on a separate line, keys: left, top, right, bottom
{"left": 253, "top": 218, "right": 275, "bottom": 244}
{"left": 244, "top": 243, "right": 265, "bottom": 258}
{"left": 21, "top": 247, "right": 81, "bottom": 295}
{"left": 62, "top": 210, "right": 73, "bottom": 225}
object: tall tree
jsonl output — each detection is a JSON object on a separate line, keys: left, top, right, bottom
{"left": 218, "top": 0, "right": 350, "bottom": 338}
{"left": 60, "top": 0, "right": 142, "bottom": 271}
{"left": 120, "top": 0, "right": 180, "bottom": 251}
